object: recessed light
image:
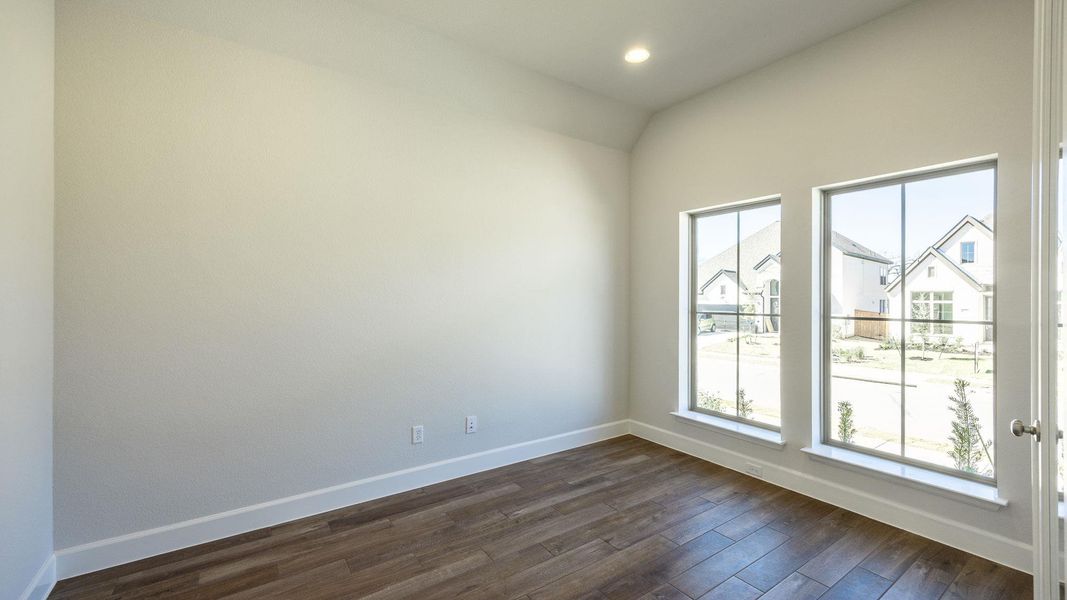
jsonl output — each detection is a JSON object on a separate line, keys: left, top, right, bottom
{"left": 624, "top": 47, "right": 650, "bottom": 64}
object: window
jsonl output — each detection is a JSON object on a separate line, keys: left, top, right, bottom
{"left": 912, "top": 291, "right": 953, "bottom": 335}
{"left": 960, "top": 241, "right": 975, "bottom": 263}
{"left": 879, "top": 267, "right": 888, "bottom": 286}
{"left": 690, "top": 199, "right": 781, "bottom": 429}
{"left": 823, "top": 162, "right": 995, "bottom": 480}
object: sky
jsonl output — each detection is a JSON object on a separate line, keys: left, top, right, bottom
{"left": 694, "top": 167, "right": 995, "bottom": 265}
{"left": 832, "top": 168, "right": 995, "bottom": 263}
{"left": 696, "top": 203, "right": 779, "bottom": 262}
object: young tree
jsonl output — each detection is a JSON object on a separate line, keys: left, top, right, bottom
{"left": 947, "top": 378, "right": 984, "bottom": 473}
{"left": 837, "top": 400, "right": 856, "bottom": 444}
{"left": 697, "top": 390, "right": 725, "bottom": 413}
{"left": 737, "top": 388, "right": 753, "bottom": 419}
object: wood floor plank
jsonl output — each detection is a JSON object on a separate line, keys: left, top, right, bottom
{"left": 711, "top": 489, "right": 807, "bottom": 541}
{"left": 360, "top": 549, "right": 492, "bottom": 600}
{"left": 597, "top": 529, "right": 734, "bottom": 599}
{"left": 660, "top": 488, "right": 782, "bottom": 545}
{"left": 757, "top": 572, "right": 828, "bottom": 600}
{"left": 48, "top": 436, "right": 1031, "bottom": 600}
{"left": 527, "top": 535, "right": 678, "bottom": 600}
{"left": 881, "top": 544, "right": 971, "bottom": 600}
{"left": 693, "top": 577, "right": 761, "bottom": 600}
{"left": 796, "top": 516, "right": 895, "bottom": 586}
{"left": 859, "top": 528, "right": 941, "bottom": 581}
{"left": 481, "top": 503, "right": 617, "bottom": 559}
{"left": 820, "top": 567, "right": 894, "bottom": 600}
{"left": 734, "top": 513, "right": 850, "bottom": 591}
{"left": 461, "top": 539, "right": 618, "bottom": 600}
{"left": 635, "top": 583, "right": 692, "bottom": 600}
{"left": 669, "top": 526, "right": 789, "bottom": 598}
{"left": 939, "top": 554, "right": 1033, "bottom": 600}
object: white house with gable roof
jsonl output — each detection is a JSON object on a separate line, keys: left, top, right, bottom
{"left": 885, "top": 215, "right": 994, "bottom": 345}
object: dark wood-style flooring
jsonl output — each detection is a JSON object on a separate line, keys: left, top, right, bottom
{"left": 50, "top": 435, "right": 1030, "bottom": 599}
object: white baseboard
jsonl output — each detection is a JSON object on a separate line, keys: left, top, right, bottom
{"left": 53, "top": 417, "right": 1033, "bottom": 581}
{"left": 55, "top": 420, "right": 630, "bottom": 580}
{"left": 18, "top": 554, "right": 56, "bottom": 600}
{"left": 627, "top": 419, "right": 1033, "bottom": 573}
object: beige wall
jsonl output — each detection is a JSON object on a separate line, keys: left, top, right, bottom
{"left": 54, "top": 2, "right": 630, "bottom": 548}
{"left": 630, "top": 0, "right": 1032, "bottom": 555}
{"left": 0, "top": 0, "right": 55, "bottom": 597}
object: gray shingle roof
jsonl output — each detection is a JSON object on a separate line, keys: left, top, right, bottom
{"left": 831, "top": 231, "right": 893, "bottom": 265}
{"left": 697, "top": 221, "right": 890, "bottom": 292}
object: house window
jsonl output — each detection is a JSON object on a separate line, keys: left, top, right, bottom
{"left": 689, "top": 199, "right": 781, "bottom": 429}
{"left": 960, "top": 241, "right": 975, "bottom": 263}
{"left": 911, "top": 291, "right": 953, "bottom": 335}
{"left": 823, "top": 161, "right": 996, "bottom": 480}
{"left": 879, "top": 267, "right": 888, "bottom": 286}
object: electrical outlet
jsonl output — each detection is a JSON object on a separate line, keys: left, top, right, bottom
{"left": 465, "top": 416, "right": 478, "bottom": 434}
{"left": 412, "top": 425, "right": 424, "bottom": 444}
{"left": 744, "top": 463, "right": 763, "bottom": 478}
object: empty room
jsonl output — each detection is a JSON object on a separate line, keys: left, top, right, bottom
{"left": 6, "top": 0, "right": 1067, "bottom": 598}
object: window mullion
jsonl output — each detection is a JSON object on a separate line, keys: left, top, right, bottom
{"left": 900, "top": 184, "right": 907, "bottom": 458}
{"left": 735, "top": 211, "right": 741, "bottom": 418}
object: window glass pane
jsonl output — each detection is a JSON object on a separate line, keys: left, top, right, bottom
{"left": 903, "top": 335, "right": 995, "bottom": 477}
{"left": 739, "top": 318, "right": 780, "bottom": 427}
{"left": 694, "top": 314, "right": 738, "bottom": 415}
{"left": 692, "top": 202, "right": 781, "bottom": 427}
{"left": 829, "top": 318, "right": 903, "bottom": 454}
{"left": 829, "top": 185, "right": 901, "bottom": 319}
{"left": 695, "top": 212, "right": 739, "bottom": 312}
{"left": 694, "top": 210, "right": 739, "bottom": 417}
{"left": 903, "top": 169, "right": 995, "bottom": 324}
{"left": 826, "top": 164, "right": 996, "bottom": 479}
{"left": 739, "top": 204, "right": 781, "bottom": 315}
{"left": 961, "top": 241, "right": 975, "bottom": 264}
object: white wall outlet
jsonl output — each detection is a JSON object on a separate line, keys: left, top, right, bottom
{"left": 744, "top": 463, "right": 763, "bottom": 478}
{"left": 411, "top": 425, "right": 424, "bottom": 444}
{"left": 465, "top": 415, "right": 478, "bottom": 434}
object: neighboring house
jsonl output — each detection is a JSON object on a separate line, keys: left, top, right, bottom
{"left": 695, "top": 221, "right": 781, "bottom": 333}
{"left": 828, "top": 231, "right": 895, "bottom": 339}
{"left": 885, "top": 215, "right": 994, "bottom": 346}
{"left": 695, "top": 221, "right": 887, "bottom": 335}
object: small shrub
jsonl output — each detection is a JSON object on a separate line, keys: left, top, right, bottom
{"left": 697, "top": 390, "right": 725, "bottom": 413}
{"left": 737, "top": 388, "right": 753, "bottom": 419}
{"left": 878, "top": 336, "right": 900, "bottom": 351}
{"left": 947, "top": 379, "right": 991, "bottom": 474}
{"left": 837, "top": 400, "right": 856, "bottom": 444}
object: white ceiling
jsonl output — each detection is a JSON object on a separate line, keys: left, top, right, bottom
{"left": 354, "top": 0, "right": 915, "bottom": 110}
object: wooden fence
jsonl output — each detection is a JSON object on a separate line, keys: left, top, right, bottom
{"left": 853, "top": 309, "right": 888, "bottom": 340}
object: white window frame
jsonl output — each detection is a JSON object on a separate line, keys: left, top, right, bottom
{"left": 818, "top": 160, "right": 997, "bottom": 484}
{"left": 684, "top": 197, "right": 782, "bottom": 434}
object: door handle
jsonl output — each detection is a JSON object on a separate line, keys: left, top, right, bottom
{"left": 1010, "top": 419, "right": 1041, "bottom": 441}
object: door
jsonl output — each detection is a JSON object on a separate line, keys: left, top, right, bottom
{"left": 1030, "top": 0, "right": 1065, "bottom": 597}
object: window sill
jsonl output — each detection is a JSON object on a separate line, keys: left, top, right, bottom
{"left": 670, "top": 410, "right": 785, "bottom": 450}
{"left": 801, "top": 444, "right": 1006, "bottom": 511}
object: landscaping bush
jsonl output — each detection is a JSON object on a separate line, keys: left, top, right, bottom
{"left": 737, "top": 388, "right": 753, "bottom": 419}
{"left": 697, "top": 390, "right": 725, "bottom": 413}
{"left": 947, "top": 378, "right": 992, "bottom": 475}
{"left": 836, "top": 400, "right": 856, "bottom": 444}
